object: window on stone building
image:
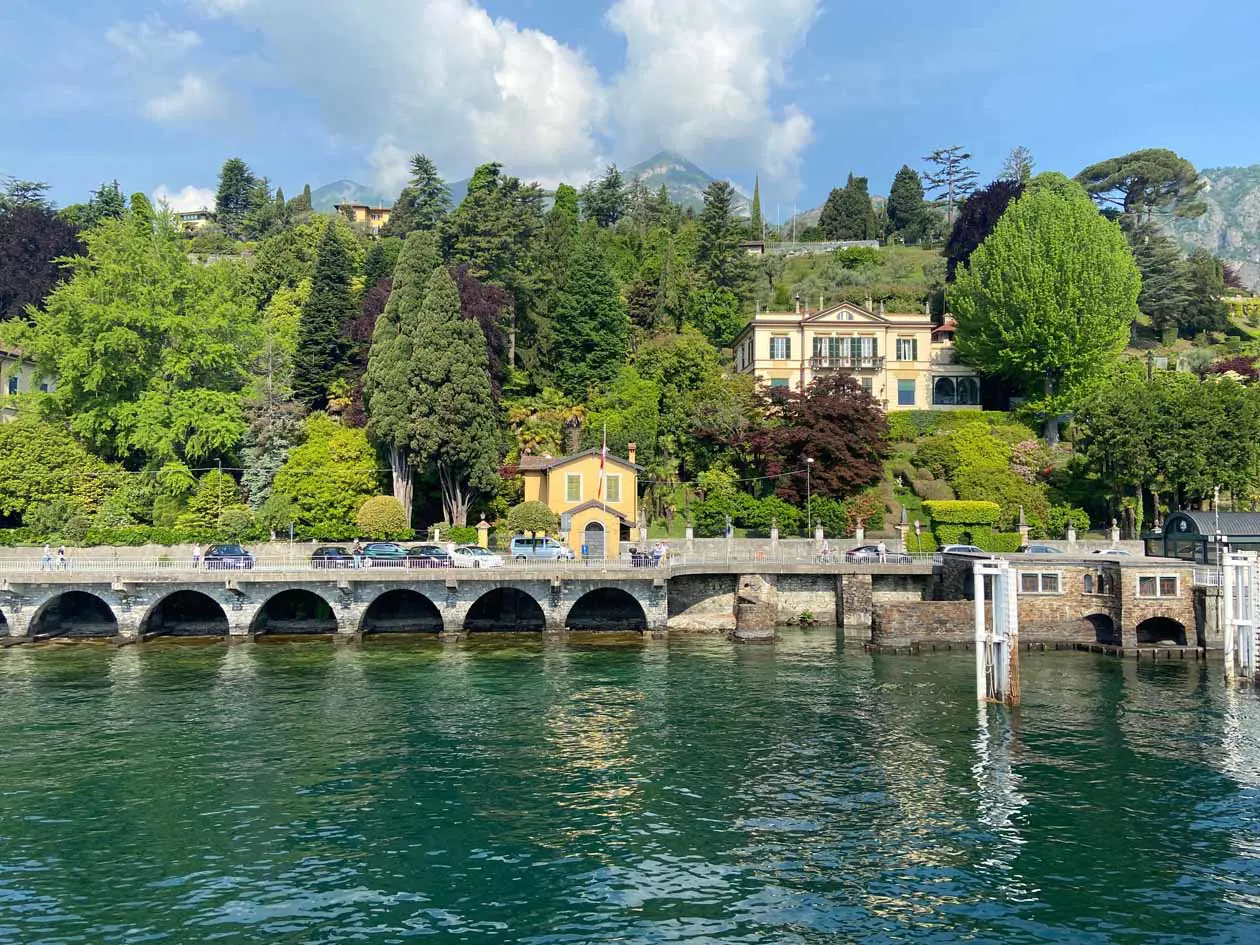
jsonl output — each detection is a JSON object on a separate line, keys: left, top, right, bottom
{"left": 1020, "top": 572, "right": 1062, "bottom": 594}
{"left": 1139, "top": 575, "right": 1179, "bottom": 598}
{"left": 6, "top": 376, "right": 16, "bottom": 395}
{"left": 895, "top": 337, "right": 918, "bottom": 361}
{"left": 897, "top": 379, "right": 915, "bottom": 406}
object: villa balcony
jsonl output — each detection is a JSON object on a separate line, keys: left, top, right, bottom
{"left": 810, "top": 355, "right": 885, "bottom": 372}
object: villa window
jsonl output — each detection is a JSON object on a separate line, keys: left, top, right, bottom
{"left": 770, "top": 336, "right": 791, "bottom": 360}
{"left": 895, "top": 337, "right": 918, "bottom": 361}
{"left": 565, "top": 474, "right": 582, "bottom": 504}
{"left": 6, "top": 376, "right": 16, "bottom": 395}
{"left": 1020, "top": 572, "right": 1062, "bottom": 595}
{"left": 897, "top": 379, "right": 915, "bottom": 406}
{"left": 605, "top": 475, "right": 621, "bottom": 504}
{"left": 1138, "top": 575, "right": 1180, "bottom": 598}
{"left": 860, "top": 377, "right": 873, "bottom": 395}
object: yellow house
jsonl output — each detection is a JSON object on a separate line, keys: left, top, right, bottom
{"left": 334, "top": 203, "right": 392, "bottom": 235}
{"left": 514, "top": 445, "right": 641, "bottom": 558}
{"left": 732, "top": 299, "right": 981, "bottom": 410}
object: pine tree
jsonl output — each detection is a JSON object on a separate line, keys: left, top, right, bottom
{"left": 1130, "top": 223, "right": 1192, "bottom": 335}
{"left": 579, "top": 164, "right": 628, "bottom": 227}
{"left": 215, "top": 157, "right": 258, "bottom": 240}
{"left": 886, "top": 165, "right": 925, "bottom": 242}
{"left": 382, "top": 153, "right": 451, "bottom": 237}
{"left": 819, "top": 174, "right": 878, "bottom": 240}
{"left": 364, "top": 231, "right": 440, "bottom": 521}
{"left": 410, "top": 266, "right": 499, "bottom": 526}
{"left": 922, "top": 146, "right": 978, "bottom": 226}
{"left": 293, "top": 222, "right": 356, "bottom": 409}
{"left": 696, "top": 180, "right": 749, "bottom": 292}
{"left": 550, "top": 235, "right": 629, "bottom": 397}
{"left": 999, "top": 146, "right": 1035, "bottom": 184}
{"left": 750, "top": 175, "right": 763, "bottom": 239}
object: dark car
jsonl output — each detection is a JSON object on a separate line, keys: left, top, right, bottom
{"left": 361, "top": 542, "right": 409, "bottom": 566}
{"left": 204, "top": 543, "right": 254, "bottom": 570}
{"left": 310, "top": 546, "right": 353, "bottom": 568}
{"left": 407, "top": 544, "right": 453, "bottom": 568}
{"left": 844, "top": 544, "right": 912, "bottom": 565}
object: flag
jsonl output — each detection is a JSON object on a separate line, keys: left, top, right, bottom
{"left": 597, "top": 425, "right": 607, "bottom": 501}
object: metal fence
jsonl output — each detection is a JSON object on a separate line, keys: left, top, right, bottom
{"left": 1193, "top": 569, "right": 1224, "bottom": 587}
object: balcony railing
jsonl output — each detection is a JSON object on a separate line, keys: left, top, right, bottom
{"left": 810, "top": 355, "right": 884, "bottom": 371}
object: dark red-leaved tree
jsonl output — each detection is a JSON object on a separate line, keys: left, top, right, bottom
{"left": 944, "top": 179, "right": 1023, "bottom": 281}
{"left": 340, "top": 276, "right": 392, "bottom": 426}
{"left": 1205, "top": 355, "right": 1260, "bottom": 382}
{"left": 771, "top": 373, "right": 888, "bottom": 503}
{"left": 452, "top": 263, "right": 512, "bottom": 398}
{"left": 0, "top": 204, "right": 82, "bottom": 320}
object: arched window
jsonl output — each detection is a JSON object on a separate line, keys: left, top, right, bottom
{"left": 933, "top": 377, "right": 956, "bottom": 406}
{"left": 957, "top": 377, "right": 980, "bottom": 405}
{"left": 1084, "top": 574, "right": 1093, "bottom": 594}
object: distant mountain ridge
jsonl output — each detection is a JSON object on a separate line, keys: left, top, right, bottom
{"left": 309, "top": 179, "right": 395, "bottom": 213}
{"left": 1167, "top": 164, "right": 1260, "bottom": 291}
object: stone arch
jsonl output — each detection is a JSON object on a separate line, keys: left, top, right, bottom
{"left": 1083, "top": 613, "right": 1118, "bottom": 645}
{"left": 933, "top": 377, "right": 956, "bottom": 405}
{"left": 251, "top": 589, "right": 339, "bottom": 636}
{"left": 361, "top": 589, "right": 443, "bottom": 634}
{"left": 1136, "top": 616, "right": 1187, "bottom": 646}
{"left": 0, "top": 606, "right": 7, "bottom": 636}
{"left": 465, "top": 587, "right": 545, "bottom": 633}
{"left": 566, "top": 587, "right": 648, "bottom": 631}
{"left": 30, "top": 591, "right": 119, "bottom": 639}
{"left": 957, "top": 377, "right": 980, "bottom": 405}
{"left": 141, "top": 590, "right": 230, "bottom": 638}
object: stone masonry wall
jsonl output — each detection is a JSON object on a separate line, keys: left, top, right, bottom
{"left": 872, "top": 601, "right": 977, "bottom": 647}
{"left": 768, "top": 574, "right": 839, "bottom": 627}
{"left": 667, "top": 574, "right": 737, "bottom": 632}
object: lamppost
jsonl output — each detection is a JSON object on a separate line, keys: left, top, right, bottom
{"left": 806, "top": 457, "right": 815, "bottom": 539}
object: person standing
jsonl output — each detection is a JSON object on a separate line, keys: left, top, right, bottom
{"left": 192, "top": 542, "right": 202, "bottom": 571}
{"left": 876, "top": 540, "right": 887, "bottom": 563}
{"left": 40, "top": 544, "right": 52, "bottom": 571}
{"left": 352, "top": 539, "right": 364, "bottom": 569}
{"left": 56, "top": 545, "right": 67, "bottom": 571}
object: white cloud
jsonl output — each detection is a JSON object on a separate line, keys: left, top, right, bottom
{"left": 106, "top": 18, "right": 202, "bottom": 60}
{"left": 606, "top": 0, "right": 819, "bottom": 180}
{"left": 144, "top": 73, "right": 226, "bottom": 122}
{"left": 152, "top": 184, "right": 216, "bottom": 213}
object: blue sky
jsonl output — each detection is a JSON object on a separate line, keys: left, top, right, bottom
{"left": 2, "top": 0, "right": 1258, "bottom": 214}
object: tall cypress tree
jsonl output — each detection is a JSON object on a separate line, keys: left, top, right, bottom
{"left": 410, "top": 266, "right": 499, "bottom": 526}
{"left": 293, "top": 222, "right": 356, "bottom": 409}
{"left": 550, "top": 235, "right": 629, "bottom": 398}
{"left": 819, "top": 173, "right": 878, "bottom": 240}
{"left": 364, "top": 231, "right": 439, "bottom": 521}
{"left": 750, "top": 175, "right": 763, "bottom": 238}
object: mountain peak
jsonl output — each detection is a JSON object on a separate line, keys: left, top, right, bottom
{"left": 624, "top": 150, "right": 749, "bottom": 215}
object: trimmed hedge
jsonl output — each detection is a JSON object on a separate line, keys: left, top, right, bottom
{"left": 922, "top": 500, "right": 1001, "bottom": 525}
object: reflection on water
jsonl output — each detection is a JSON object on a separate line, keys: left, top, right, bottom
{"left": 0, "top": 634, "right": 1258, "bottom": 944}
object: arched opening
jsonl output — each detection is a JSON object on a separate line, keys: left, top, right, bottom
{"left": 566, "top": 588, "right": 648, "bottom": 631}
{"left": 141, "top": 590, "right": 230, "bottom": 638}
{"left": 251, "top": 589, "right": 339, "bottom": 636}
{"left": 0, "top": 608, "right": 7, "bottom": 636}
{"left": 30, "top": 591, "right": 118, "bottom": 639}
{"left": 582, "top": 521, "right": 606, "bottom": 559}
{"left": 933, "top": 377, "right": 956, "bottom": 406}
{"left": 361, "top": 589, "right": 443, "bottom": 634}
{"left": 465, "top": 588, "right": 545, "bottom": 633}
{"left": 956, "top": 377, "right": 980, "bottom": 406}
{"left": 1136, "top": 616, "right": 1187, "bottom": 646}
{"left": 1083, "top": 613, "right": 1118, "bottom": 645}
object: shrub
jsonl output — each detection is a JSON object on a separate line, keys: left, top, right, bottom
{"left": 357, "top": 496, "right": 412, "bottom": 540}
{"left": 986, "top": 532, "right": 1024, "bottom": 553}
{"left": 1046, "top": 504, "right": 1090, "bottom": 537}
{"left": 911, "top": 435, "right": 958, "bottom": 479}
{"left": 922, "top": 500, "right": 1001, "bottom": 525}
{"left": 740, "top": 496, "right": 803, "bottom": 537}
{"left": 24, "top": 499, "right": 80, "bottom": 537}
{"left": 952, "top": 464, "right": 1050, "bottom": 531}
{"left": 429, "top": 523, "right": 478, "bottom": 544}
{"left": 219, "top": 506, "right": 259, "bottom": 542}
{"left": 258, "top": 493, "right": 297, "bottom": 535}
{"left": 887, "top": 458, "right": 917, "bottom": 483}
{"left": 913, "top": 479, "right": 955, "bottom": 501}
{"left": 63, "top": 515, "right": 92, "bottom": 544}
{"left": 179, "top": 470, "right": 243, "bottom": 531}
{"left": 506, "top": 501, "right": 560, "bottom": 537}
{"left": 834, "top": 245, "right": 882, "bottom": 268}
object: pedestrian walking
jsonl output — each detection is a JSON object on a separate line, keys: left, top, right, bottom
{"left": 192, "top": 542, "right": 202, "bottom": 571}
{"left": 651, "top": 541, "right": 664, "bottom": 567}
{"left": 876, "top": 540, "right": 887, "bottom": 563}
{"left": 40, "top": 543, "right": 52, "bottom": 571}
{"left": 56, "top": 545, "right": 67, "bottom": 572}
{"left": 352, "top": 539, "right": 364, "bottom": 569}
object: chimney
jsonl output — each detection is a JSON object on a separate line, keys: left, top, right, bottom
{"left": 756, "top": 300, "right": 761, "bottom": 315}
{"left": 627, "top": 442, "right": 637, "bottom": 465}
{"left": 795, "top": 295, "right": 801, "bottom": 314}
{"left": 879, "top": 301, "right": 885, "bottom": 316}
{"left": 819, "top": 294, "right": 824, "bottom": 312}
{"left": 864, "top": 296, "right": 873, "bottom": 311}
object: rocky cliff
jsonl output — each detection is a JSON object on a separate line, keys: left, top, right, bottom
{"left": 1168, "top": 165, "right": 1260, "bottom": 290}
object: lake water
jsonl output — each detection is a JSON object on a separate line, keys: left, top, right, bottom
{"left": 1, "top": 633, "right": 1258, "bottom": 944}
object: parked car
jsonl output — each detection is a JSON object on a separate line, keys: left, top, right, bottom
{"left": 1093, "top": 548, "right": 1133, "bottom": 557}
{"left": 844, "top": 545, "right": 913, "bottom": 564}
{"left": 204, "top": 543, "right": 254, "bottom": 570}
{"left": 310, "top": 546, "right": 353, "bottom": 568}
{"left": 940, "top": 544, "right": 985, "bottom": 555}
{"left": 450, "top": 545, "right": 505, "bottom": 569}
{"left": 407, "top": 544, "right": 454, "bottom": 568}
{"left": 508, "top": 535, "right": 575, "bottom": 561}
{"left": 1019, "top": 544, "right": 1062, "bottom": 554}
{"left": 360, "top": 542, "right": 409, "bottom": 566}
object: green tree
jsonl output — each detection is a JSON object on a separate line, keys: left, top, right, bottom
{"left": 179, "top": 469, "right": 243, "bottom": 530}
{"left": 364, "top": 231, "right": 440, "bottom": 521}
{"left": 507, "top": 500, "right": 560, "bottom": 536}
{"left": 214, "top": 157, "right": 261, "bottom": 240}
{"left": 59, "top": 180, "right": 127, "bottom": 230}
{"left": 293, "top": 220, "right": 357, "bottom": 409}
{"left": 886, "top": 165, "right": 926, "bottom": 242}
{"left": 273, "top": 412, "right": 378, "bottom": 536}
{"left": 580, "top": 164, "right": 628, "bottom": 227}
{"left": 0, "top": 418, "right": 119, "bottom": 520}
{"left": 949, "top": 180, "right": 1140, "bottom": 445}
{"left": 1130, "top": 223, "right": 1192, "bottom": 335}
{"left": 382, "top": 153, "right": 451, "bottom": 237}
{"left": 999, "top": 146, "right": 1036, "bottom": 185}
{"left": 410, "top": 267, "right": 500, "bottom": 526}
{"left": 581, "top": 367, "right": 661, "bottom": 464}
{"left": 290, "top": 184, "right": 313, "bottom": 214}
{"left": 922, "top": 146, "right": 978, "bottom": 226}
{"left": 696, "top": 180, "right": 749, "bottom": 294}
{"left": 819, "top": 173, "right": 879, "bottom": 240}
{"left": 750, "top": 175, "right": 763, "bottom": 238}
{"left": 363, "top": 237, "right": 403, "bottom": 287}
{"left": 1075, "top": 148, "right": 1206, "bottom": 227}
{"left": 550, "top": 235, "right": 628, "bottom": 397}
{"left": 6, "top": 196, "right": 258, "bottom": 465}
{"left": 1182, "top": 249, "right": 1231, "bottom": 336}
{"left": 356, "top": 495, "right": 411, "bottom": 539}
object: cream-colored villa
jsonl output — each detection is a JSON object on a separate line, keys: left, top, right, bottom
{"left": 732, "top": 300, "right": 981, "bottom": 410}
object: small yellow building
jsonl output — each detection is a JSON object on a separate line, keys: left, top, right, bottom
{"left": 514, "top": 445, "right": 641, "bottom": 558}
{"left": 732, "top": 299, "right": 981, "bottom": 410}
{"left": 334, "top": 203, "right": 392, "bottom": 235}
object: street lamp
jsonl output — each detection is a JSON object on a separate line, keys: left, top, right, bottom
{"left": 805, "top": 457, "right": 815, "bottom": 539}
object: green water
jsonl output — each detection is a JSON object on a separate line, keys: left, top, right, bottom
{"left": 1, "top": 633, "right": 1258, "bottom": 944}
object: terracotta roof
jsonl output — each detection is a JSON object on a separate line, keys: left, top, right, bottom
{"left": 513, "top": 448, "right": 642, "bottom": 472}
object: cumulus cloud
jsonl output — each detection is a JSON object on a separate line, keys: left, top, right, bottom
{"left": 606, "top": 0, "right": 819, "bottom": 180}
{"left": 144, "top": 73, "right": 226, "bottom": 122}
{"left": 152, "top": 184, "right": 216, "bottom": 213}
{"left": 106, "top": 17, "right": 202, "bottom": 60}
